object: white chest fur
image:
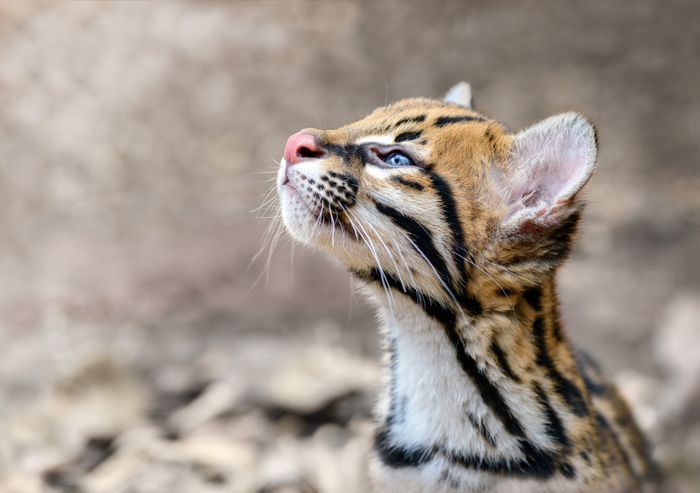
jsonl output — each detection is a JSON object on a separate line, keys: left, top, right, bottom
{"left": 369, "top": 294, "right": 581, "bottom": 493}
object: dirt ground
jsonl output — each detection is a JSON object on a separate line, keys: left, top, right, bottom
{"left": 0, "top": 1, "right": 699, "bottom": 492}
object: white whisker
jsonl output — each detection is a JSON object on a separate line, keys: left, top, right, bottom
{"left": 341, "top": 207, "right": 395, "bottom": 312}
{"left": 348, "top": 209, "right": 408, "bottom": 292}
{"left": 403, "top": 235, "right": 462, "bottom": 314}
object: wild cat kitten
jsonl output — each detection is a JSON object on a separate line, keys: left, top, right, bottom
{"left": 275, "top": 83, "right": 658, "bottom": 493}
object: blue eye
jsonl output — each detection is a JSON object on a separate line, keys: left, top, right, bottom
{"left": 383, "top": 151, "right": 414, "bottom": 167}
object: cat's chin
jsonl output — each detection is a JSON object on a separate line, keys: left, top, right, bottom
{"left": 279, "top": 189, "right": 330, "bottom": 248}
{"left": 279, "top": 183, "right": 355, "bottom": 249}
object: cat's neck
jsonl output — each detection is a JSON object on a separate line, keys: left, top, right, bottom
{"left": 369, "top": 278, "right": 586, "bottom": 484}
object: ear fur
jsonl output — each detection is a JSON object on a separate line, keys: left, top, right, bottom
{"left": 444, "top": 81, "right": 473, "bottom": 109}
{"left": 502, "top": 112, "right": 597, "bottom": 231}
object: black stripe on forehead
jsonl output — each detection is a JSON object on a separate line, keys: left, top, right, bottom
{"left": 434, "top": 115, "right": 486, "bottom": 127}
{"left": 394, "top": 114, "right": 427, "bottom": 127}
{"left": 395, "top": 130, "right": 423, "bottom": 143}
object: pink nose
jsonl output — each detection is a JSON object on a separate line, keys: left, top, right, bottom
{"left": 283, "top": 132, "right": 325, "bottom": 165}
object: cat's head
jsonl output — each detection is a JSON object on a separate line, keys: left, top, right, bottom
{"left": 276, "top": 83, "right": 597, "bottom": 309}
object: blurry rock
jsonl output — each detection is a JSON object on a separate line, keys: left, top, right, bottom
{"left": 149, "top": 380, "right": 210, "bottom": 426}
{"left": 83, "top": 425, "right": 258, "bottom": 493}
{"left": 257, "top": 423, "right": 371, "bottom": 493}
{"left": 258, "top": 344, "right": 379, "bottom": 415}
{"left": 170, "top": 429, "right": 257, "bottom": 471}
{"left": 52, "top": 355, "right": 151, "bottom": 438}
{"left": 654, "top": 293, "right": 700, "bottom": 420}
{"left": 86, "top": 459, "right": 230, "bottom": 493}
{"left": 42, "top": 436, "right": 115, "bottom": 490}
{"left": 81, "top": 448, "right": 144, "bottom": 493}
{"left": 169, "top": 379, "right": 245, "bottom": 435}
{"left": 264, "top": 389, "right": 373, "bottom": 437}
{"left": 0, "top": 353, "right": 150, "bottom": 488}
{"left": 257, "top": 437, "right": 309, "bottom": 490}
{"left": 258, "top": 479, "right": 318, "bottom": 493}
{"left": 42, "top": 464, "right": 82, "bottom": 490}
{"left": 308, "top": 424, "right": 371, "bottom": 493}
{"left": 0, "top": 473, "right": 43, "bottom": 493}
{"left": 654, "top": 426, "right": 700, "bottom": 493}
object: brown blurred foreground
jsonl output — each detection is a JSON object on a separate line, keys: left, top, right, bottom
{"left": 0, "top": 1, "right": 699, "bottom": 492}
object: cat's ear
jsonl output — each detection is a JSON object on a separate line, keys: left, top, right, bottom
{"left": 501, "top": 112, "right": 597, "bottom": 231}
{"left": 444, "top": 81, "right": 473, "bottom": 109}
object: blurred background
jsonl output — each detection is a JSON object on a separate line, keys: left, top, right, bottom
{"left": 0, "top": 1, "right": 698, "bottom": 492}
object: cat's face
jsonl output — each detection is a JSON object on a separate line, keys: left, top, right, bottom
{"left": 277, "top": 97, "right": 508, "bottom": 300}
{"left": 277, "top": 87, "right": 597, "bottom": 306}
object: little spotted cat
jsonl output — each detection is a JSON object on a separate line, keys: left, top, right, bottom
{"left": 275, "top": 83, "right": 659, "bottom": 493}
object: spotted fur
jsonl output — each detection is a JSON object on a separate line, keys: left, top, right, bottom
{"left": 276, "top": 83, "right": 659, "bottom": 493}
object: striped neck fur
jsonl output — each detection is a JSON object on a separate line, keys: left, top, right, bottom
{"left": 365, "top": 276, "right": 586, "bottom": 490}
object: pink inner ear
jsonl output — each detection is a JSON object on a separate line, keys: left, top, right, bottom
{"left": 506, "top": 113, "right": 596, "bottom": 225}
{"left": 507, "top": 171, "right": 557, "bottom": 213}
{"left": 522, "top": 163, "right": 571, "bottom": 206}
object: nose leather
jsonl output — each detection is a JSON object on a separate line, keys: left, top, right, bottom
{"left": 284, "top": 132, "right": 321, "bottom": 166}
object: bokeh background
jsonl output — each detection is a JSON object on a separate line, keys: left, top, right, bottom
{"left": 1, "top": 1, "right": 699, "bottom": 492}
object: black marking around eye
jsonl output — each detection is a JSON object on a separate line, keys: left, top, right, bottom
{"left": 434, "top": 115, "right": 486, "bottom": 127}
{"left": 391, "top": 176, "right": 424, "bottom": 191}
{"left": 395, "top": 130, "right": 423, "bottom": 142}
